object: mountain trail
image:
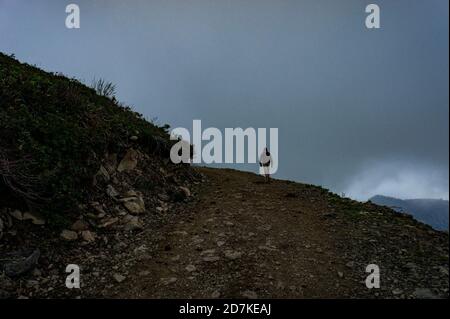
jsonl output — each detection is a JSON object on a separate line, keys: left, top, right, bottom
{"left": 112, "top": 167, "right": 363, "bottom": 298}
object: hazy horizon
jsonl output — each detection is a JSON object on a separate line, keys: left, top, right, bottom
{"left": 1, "top": 0, "right": 448, "bottom": 201}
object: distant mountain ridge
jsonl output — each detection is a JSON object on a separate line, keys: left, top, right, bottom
{"left": 370, "top": 195, "right": 449, "bottom": 231}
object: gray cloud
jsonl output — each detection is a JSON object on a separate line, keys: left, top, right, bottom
{"left": 1, "top": 0, "right": 448, "bottom": 200}
{"left": 344, "top": 159, "right": 449, "bottom": 200}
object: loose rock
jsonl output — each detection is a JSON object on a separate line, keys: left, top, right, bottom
{"left": 121, "top": 196, "right": 146, "bottom": 214}
{"left": 224, "top": 250, "right": 242, "bottom": 260}
{"left": 71, "top": 220, "right": 89, "bottom": 232}
{"left": 117, "top": 148, "right": 138, "bottom": 172}
{"left": 123, "top": 215, "right": 143, "bottom": 231}
{"left": 0, "top": 248, "right": 40, "bottom": 277}
{"left": 113, "top": 273, "right": 126, "bottom": 283}
{"left": 185, "top": 264, "right": 197, "bottom": 272}
{"left": 60, "top": 230, "right": 78, "bottom": 241}
{"left": 81, "top": 230, "right": 96, "bottom": 243}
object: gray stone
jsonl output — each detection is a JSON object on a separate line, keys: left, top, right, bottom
{"left": 121, "top": 196, "right": 145, "bottom": 214}
{"left": 185, "top": 264, "right": 197, "bottom": 272}
{"left": 71, "top": 220, "right": 89, "bottom": 231}
{"left": 161, "top": 277, "right": 177, "bottom": 285}
{"left": 23, "top": 212, "right": 45, "bottom": 225}
{"left": 113, "top": 273, "right": 126, "bottom": 283}
{"left": 124, "top": 215, "right": 143, "bottom": 231}
{"left": 8, "top": 210, "right": 45, "bottom": 225}
{"left": 392, "top": 288, "right": 403, "bottom": 295}
{"left": 98, "top": 217, "right": 119, "bottom": 229}
{"left": 224, "top": 250, "right": 242, "bottom": 260}
{"left": 345, "top": 261, "right": 354, "bottom": 268}
{"left": 61, "top": 229, "right": 78, "bottom": 241}
{"left": 81, "top": 230, "right": 96, "bottom": 243}
{"left": 179, "top": 186, "right": 191, "bottom": 197}
{"left": 117, "top": 148, "right": 138, "bottom": 172}
{"left": 0, "top": 248, "right": 40, "bottom": 277}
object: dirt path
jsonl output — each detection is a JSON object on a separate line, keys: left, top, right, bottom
{"left": 2, "top": 166, "right": 447, "bottom": 299}
{"left": 113, "top": 167, "right": 357, "bottom": 298}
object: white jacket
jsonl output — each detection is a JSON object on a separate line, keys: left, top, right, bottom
{"left": 259, "top": 151, "right": 272, "bottom": 167}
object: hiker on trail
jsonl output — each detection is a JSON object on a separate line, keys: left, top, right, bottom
{"left": 259, "top": 147, "right": 273, "bottom": 183}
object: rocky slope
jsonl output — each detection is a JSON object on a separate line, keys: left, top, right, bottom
{"left": 0, "top": 52, "right": 201, "bottom": 298}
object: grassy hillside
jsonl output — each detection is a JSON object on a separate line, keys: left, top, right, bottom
{"left": 0, "top": 53, "right": 173, "bottom": 221}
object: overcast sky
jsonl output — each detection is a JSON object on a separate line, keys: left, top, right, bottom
{"left": 1, "top": 0, "right": 448, "bottom": 200}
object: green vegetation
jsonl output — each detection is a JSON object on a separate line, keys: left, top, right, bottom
{"left": 91, "top": 78, "right": 117, "bottom": 98}
{"left": 0, "top": 53, "right": 172, "bottom": 219}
